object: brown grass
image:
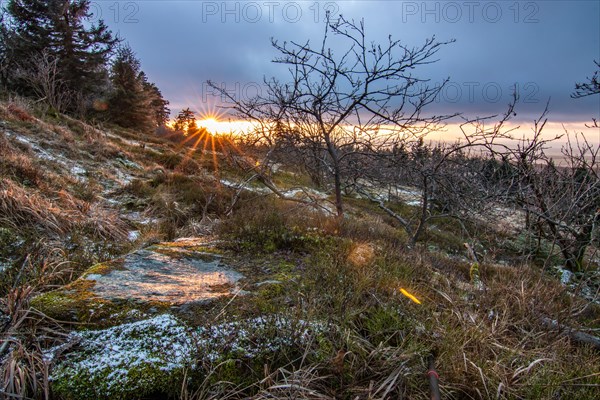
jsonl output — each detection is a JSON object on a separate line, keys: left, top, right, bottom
{"left": 0, "top": 284, "right": 64, "bottom": 400}
{"left": 201, "top": 196, "right": 600, "bottom": 399}
{"left": 0, "top": 179, "right": 70, "bottom": 236}
{"left": 6, "top": 103, "right": 34, "bottom": 122}
{"left": 1, "top": 98, "right": 598, "bottom": 399}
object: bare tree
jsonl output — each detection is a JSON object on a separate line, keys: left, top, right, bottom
{"left": 503, "top": 125, "right": 598, "bottom": 271}
{"left": 571, "top": 60, "right": 600, "bottom": 99}
{"left": 15, "top": 51, "right": 71, "bottom": 113}
{"left": 571, "top": 60, "right": 599, "bottom": 128}
{"left": 210, "top": 15, "right": 455, "bottom": 217}
{"left": 461, "top": 101, "right": 600, "bottom": 272}
{"left": 353, "top": 96, "right": 519, "bottom": 246}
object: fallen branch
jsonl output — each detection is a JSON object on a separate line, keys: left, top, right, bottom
{"left": 541, "top": 317, "right": 600, "bottom": 350}
{"left": 355, "top": 187, "right": 413, "bottom": 236}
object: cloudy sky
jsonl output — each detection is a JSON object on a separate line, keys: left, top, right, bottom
{"left": 97, "top": 0, "right": 599, "bottom": 128}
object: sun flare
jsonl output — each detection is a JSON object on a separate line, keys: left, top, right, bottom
{"left": 196, "top": 116, "right": 255, "bottom": 136}
{"left": 197, "top": 117, "right": 220, "bottom": 134}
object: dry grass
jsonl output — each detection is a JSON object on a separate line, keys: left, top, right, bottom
{"left": 0, "top": 179, "right": 128, "bottom": 242}
{"left": 0, "top": 101, "right": 134, "bottom": 289}
{"left": 5, "top": 102, "right": 35, "bottom": 122}
{"left": 0, "top": 283, "right": 66, "bottom": 400}
{"left": 1, "top": 97, "right": 598, "bottom": 399}
{"left": 139, "top": 172, "right": 232, "bottom": 239}
{"left": 0, "top": 179, "right": 70, "bottom": 236}
{"left": 196, "top": 196, "right": 600, "bottom": 399}
{"left": 0, "top": 99, "right": 139, "bottom": 398}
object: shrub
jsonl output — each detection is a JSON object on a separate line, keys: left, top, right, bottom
{"left": 218, "top": 196, "right": 331, "bottom": 253}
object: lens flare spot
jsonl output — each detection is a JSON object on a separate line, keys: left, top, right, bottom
{"left": 400, "top": 288, "right": 421, "bottom": 304}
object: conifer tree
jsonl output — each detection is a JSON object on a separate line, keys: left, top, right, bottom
{"left": 139, "top": 72, "right": 170, "bottom": 127}
{"left": 4, "top": 0, "right": 117, "bottom": 106}
{"left": 107, "top": 46, "right": 170, "bottom": 131}
{"left": 174, "top": 108, "right": 197, "bottom": 134}
{"left": 107, "top": 45, "right": 152, "bottom": 130}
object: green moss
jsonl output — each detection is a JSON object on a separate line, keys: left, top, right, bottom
{"left": 31, "top": 275, "right": 170, "bottom": 327}
{"left": 51, "top": 315, "right": 195, "bottom": 399}
{"left": 31, "top": 291, "right": 79, "bottom": 321}
{"left": 53, "top": 361, "right": 186, "bottom": 400}
{"left": 208, "top": 358, "right": 255, "bottom": 387}
{"left": 253, "top": 283, "right": 287, "bottom": 314}
{"left": 83, "top": 260, "right": 125, "bottom": 277}
{"left": 31, "top": 278, "right": 106, "bottom": 323}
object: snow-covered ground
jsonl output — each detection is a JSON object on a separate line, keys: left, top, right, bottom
{"left": 45, "top": 314, "right": 326, "bottom": 397}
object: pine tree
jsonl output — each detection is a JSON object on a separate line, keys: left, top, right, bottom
{"left": 139, "top": 72, "right": 170, "bottom": 127}
{"left": 107, "top": 45, "right": 152, "bottom": 130}
{"left": 4, "top": 0, "right": 117, "bottom": 107}
{"left": 50, "top": 0, "right": 116, "bottom": 97}
{"left": 174, "top": 108, "right": 197, "bottom": 134}
{"left": 0, "top": 13, "right": 10, "bottom": 86}
{"left": 2, "top": 0, "right": 54, "bottom": 92}
{"left": 107, "top": 46, "right": 170, "bottom": 131}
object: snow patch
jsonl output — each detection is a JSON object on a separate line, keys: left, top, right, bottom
{"left": 46, "top": 314, "right": 327, "bottom": 397}
{"left": 195, "top": 315, "right": 326, "bottom": 362}
{"left": 0, "top": 261, "right": 11, "bottom": 274}
{"left": 70, "top": 165, "right": 87, "bottom": 181}
{"left": 127, "top": 230, "right": 141, "bottom": 242}
{"left": 220, "top": 179, "right": 270, "bottom": 194}
{"left": 47, "top": 315, "right": 195, "bottom": 397}
{"left": 115, "top": 170, "right": 133, "bottom": 185}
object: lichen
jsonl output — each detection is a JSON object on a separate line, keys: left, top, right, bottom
{"left": 154, "top": 238, "right": 223, "bottom": 255}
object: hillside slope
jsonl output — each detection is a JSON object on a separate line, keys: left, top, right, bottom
{"left": 0, "top": 98, "right": 599, "bottom": 399}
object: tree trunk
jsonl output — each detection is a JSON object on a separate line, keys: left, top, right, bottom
{"left": 324, "top": 132, "right": 344, "bottom": 218}
{"left": 333, "top": 167, "right": 344, "bottom": 218}
{"left": 410, "top": 175, "right": 429, "bottom": 246}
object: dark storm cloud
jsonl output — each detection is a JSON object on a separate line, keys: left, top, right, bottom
{"left": 99, "top": 0, "right": 599, "bottom": 122}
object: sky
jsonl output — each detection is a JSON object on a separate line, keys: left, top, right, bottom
{"left": 94, "top": 0, "right": 599, "bottom": 136}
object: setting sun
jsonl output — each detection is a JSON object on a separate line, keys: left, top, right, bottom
{"left": 197, "top": 117, "right": 220, "bottom": 134}
{"left": 196, "top": 116, "right": 256, "bottom": 136}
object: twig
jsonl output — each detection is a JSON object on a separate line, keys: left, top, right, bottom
{"left": 541, "top": 317, "right": 600, "bottom": 350}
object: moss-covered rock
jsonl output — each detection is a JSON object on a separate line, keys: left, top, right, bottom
{"left": 47, "top": 314, "right": 329, "bottom": 399}
{"left": 48, "top": 314, "right": 195, "bottom": 400}
{"left": 31, "top": 239, "right": 244, "bottom": 326}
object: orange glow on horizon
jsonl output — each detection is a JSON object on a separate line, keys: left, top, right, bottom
{"left": 197, "top": 116, "right": 256, "bottom": 136}
{"left": 167, "top": 116, "right": 256, "bottom": 136}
